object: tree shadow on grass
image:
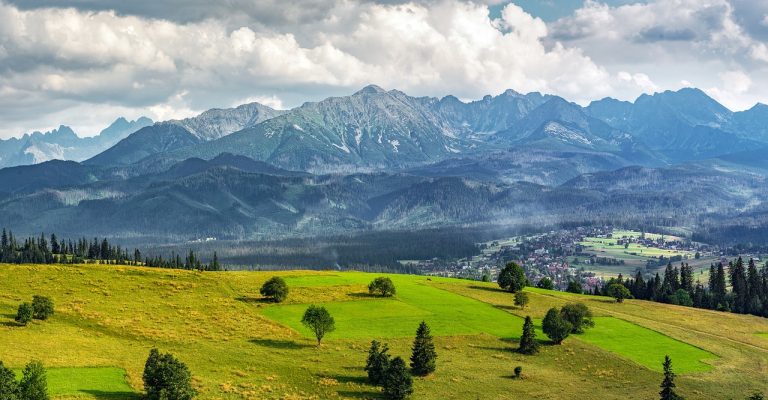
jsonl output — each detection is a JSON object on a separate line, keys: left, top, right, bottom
{"left": 79, "top": 390, "right": 141, "bottom": 400}
{"left": 235, "top": 296, "right": 273, "bottom": 304}
{"left": 336, "top": 390, "right": 383, "bottom": 399}
{"left": 347, "top": 292, "right": 382, "bottom": 299}
{"left": 249, "top": 338, "right": 314, "bottom": 350}
{"left": 468, "top": 285, "right": 505, "bottom": 293}
{"left": 318, "top": 373, "right": 368, "bottom": 385}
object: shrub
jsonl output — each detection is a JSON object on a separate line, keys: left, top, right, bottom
{"left": 31, "top": 296, "right": 54, "bottom": 320}
{"left": 365, "top": 340, "right": 391, "bottom": 385}
{"left": 369, "top": 277, "right": 396, "bottom": 297}
{"left": 301, "top": 305, "right": 335, "bottom": 345}
{"left": 559, "top": 303, "right": 594, "bottom": 334}
{"left": 513, "top": 366, "right": 522, "bottom": 379}
{"left": 143, "top": 349, "right": 196, "bottom": 400}
{"left": 15, "top": 303, "right": 33, "bottom": 325}
{"left": 536, "top": 277, "right": 554, "bottom": 290}
{"left": 382, "top": 357, "right": 412, "bottom": 400}
{"left": 542, "top": 308, "right": 572, "bottom": 344}
{"left": 607, "top": 284, "right": 632, "bottom": 303}
{"left": 514, "top": 291, "right": 529, "bottom": 309}
{"left": 0, "top": 361, "right": 19, "bottom": 400}
{"left": 260, "top": 277, "right": 289, "bottom": 303}
{"left": 498, "top": 262, "right": 526, "bottom": 293}
{"left": 19, "top": 361, "right": 47, "bottom": 400}
{"left": 410, "top": 321, "right": 437, "bottom": 376}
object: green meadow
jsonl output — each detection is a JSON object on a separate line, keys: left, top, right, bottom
{"left": 1, "top": 264, "right": 767, "bottom": 399}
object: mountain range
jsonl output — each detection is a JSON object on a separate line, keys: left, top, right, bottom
{"left": 2, "top": 85, "right": 768, "bottom": 246}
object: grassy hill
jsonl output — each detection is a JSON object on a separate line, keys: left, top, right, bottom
{"left": 1, "top": 264, "right": 767, "bottom": 399}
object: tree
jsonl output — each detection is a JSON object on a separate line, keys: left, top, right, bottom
{"left": 514, "top": 291, "right": 529, "bottom": 309}
{"left": 559, "top": 303, "right": 594, "bottom": 334}
{"left": 536, "top": 277, "right": 554, "bottom": 290}
{"left": 365, "top": 340, "right": 390, "bottom": 386}
{"left": 31, "top": 296, "right": 54, "bottom": 320}
{"left": 542, "top": 308, "right": 572, "bottom": 344}
{"left": 668, "top": 289, "right": 693, "bottom": 307}
{"left": 0, "top": 361, "right": 19, "bottom": 400}
{"left": 659, "top": 355, "right": 682, "bottom": 400}
{"left": 517, "top": 316, "right": 539, "bottom": 355}
{"left": 15, "top": 303, "right": 32, "bottom": 325}
{"left": 301, "top": 305, "right": 335, "bottom": 345}
{"left": 498, "top": 262, "right": 526, "bottom": 293}
{"left": 606, "top": 284, "right": 632, "bottom": 303}
{"left": 747, "top": 393, "right": 765, "bottom": 400}
{"left": 566, "top": 280, "right": 582, "bottom": 294}
{"left": 260, "top": 277, "right": 289, "bottom": 303}
{"left": 19, "top": 361, "right": 47, "bottom": 400}
{"left": 410, "top": 321, "right": 437, "bottom": 376}
{"left": 382, "top": 357, "right": 412, "bottom": 400}
{"left": 369, "top": 277, "right": 397, "bottom": 297}
{"left": 143, "top": 349, "right": 196, "bottom": 400}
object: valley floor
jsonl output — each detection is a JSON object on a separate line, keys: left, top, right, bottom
{"left": 0, "top": 264, "right": 767, "bottom": 399}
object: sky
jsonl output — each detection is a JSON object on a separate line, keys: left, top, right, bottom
{"left": 0, "top": 0, "right": 767, "bottom": 138}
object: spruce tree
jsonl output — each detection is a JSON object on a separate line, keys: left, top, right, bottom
{"left": 518, "top": 316, "right": 539, "bottom": 355}
{"left": 19, "top": 361, "right": 47, "bottom": 400}
{"left": 410, "top": 321, "right": 437, "bottom": 376}
{"left": 382, "top": 357, "right": 413, "bottom": 400}
{"left": 659, "top": 355, "right": 682, "bottom": 400}
{"left": 0, "top": 361, "right": 19, "bottom": 400}
{"left": 365, "top": 340, "right": 391, "bottom": 386}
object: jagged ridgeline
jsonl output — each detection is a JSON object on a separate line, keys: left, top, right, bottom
{"left": 0, "top": 85, "right": 767, "bottom": 245}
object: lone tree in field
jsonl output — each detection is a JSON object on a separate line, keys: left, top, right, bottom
{"left": 660, "top": 355, "right": 682, "bottom": 400}
{"left": 365, "top": 340, "right": 391, "bottom": 385}
{"left": 542, "top": 308, "right": 572, "bottom": 344}
{"left": 410, "top": 321, "right": 437, "bottom": 376}
{"left": 143, "top": 349, "right": 196, "bottom": 400}
{"left": 518, "top": 316, "right": 539, "bottom": 355}
{"left": 260, "top": 276, "right": 289, "bottom": 303}
{"left": 607, "top": 283, "right": 632, "bottom": 303}
{"left": 369, "top": 277, "right": 397, "bottom": 297}
{"left": 498, "top": 262, "right": 526, "bottom": 293}
{"left": 383, "top": 357, "right": 413, "bottom": 400}
{"left": 301, "top": 305, "right": 335, "bottom": 345}
{"left": 559, "top": 303, "right": 594, "bottom": 334}
{"left": 514, "top": 291, "right": 529, "bottom": 309}
{"left": 19, "top": 361, "right": 47, "bottom": 400}
{"left": 31, "top": 296, "right": 54, "bottom": 320}
{"left": 15, "top": 303, "right": 33, "bottom": 325}
{"left": 0, "top": 361, "right": 19, "bottom": 399}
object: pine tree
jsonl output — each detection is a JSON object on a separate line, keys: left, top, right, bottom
{"left": 659, "top": 355, "right": 682, "bottom": 400}
{"left": 731, "top": 258, "right": 748, "bottom": 313}
{"left": 680, "top": 263, "right": 693, "bottom": 294}
{"left": 410, "top": 321, "right": 437, "bottom": 376}
{"left": 518, "top": 316, "right": 539, "bottom": 355}
{"left": 0, "top": 361, "right": 19, "bottom": 400}
{"left": 365, "top": 340, "right": 391, "bottom": 385}
{"left": 382, "top": 357, "right": 413, "bottom": 400}
{"left": 747, "top": 259, "right": 763, "bottom": 315}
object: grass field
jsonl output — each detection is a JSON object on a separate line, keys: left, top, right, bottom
{"left": 1, "top": 264, "right": 768, "bottom": 399}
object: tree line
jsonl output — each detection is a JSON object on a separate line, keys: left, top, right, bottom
{"left": 594, "top": 257, "right": 768, "bottom": 318}
{"left": 0, "top": 228, "right": 221, "bottom": 271}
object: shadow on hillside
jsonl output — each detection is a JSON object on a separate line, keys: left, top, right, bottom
{"left": 249, "top": 338, "right": 313, "bottom": 349}
{"left": 347, "top": 292, "right": 381, "bottom": 299}
{"left": 337, "top": 390, "right": 382, "bottom": 399}
{"left": 495, "top": 305, "right": 521, "bottom": 311}
{"left": 79, "top": 390, "right": 141, "bottom": 400}
{"left": 235, "top": 296, "right": 272, "bottom": 304}
{"left": 468, "top": 285, "right": 504, "bottom": 293}
{"left": 318, "top": 373, "right": 368, "bottom": 385}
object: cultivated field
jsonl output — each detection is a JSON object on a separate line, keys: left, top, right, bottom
{"left": 1, "top": 264, "right": 767, "bottom": 399}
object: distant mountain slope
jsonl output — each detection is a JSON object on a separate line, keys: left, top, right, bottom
{"left": 0, "top": 117, "right": 152, "bottom": 168}
{"left": 165, "top": 85, "right": 471, "bottom": 172}
{"left": 85, "top": 102, "right": 283, "bottom": 167}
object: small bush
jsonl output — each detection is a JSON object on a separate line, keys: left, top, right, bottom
{"left": 514, "top": 291, "right": 529, "bottom": 309}
{"left": 260, "top": 277, "right": 289, "bottom": 303}
{"left": 15, "top": 303, "right": 33, "bottom": 325}
{"left": 32, "top": 296, "right": 54, "bottom": 320}
{"left": 513, "top": 366, "right": 522, "bottom": 379}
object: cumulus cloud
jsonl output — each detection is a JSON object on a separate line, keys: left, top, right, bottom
{"left": 0, "top": 0, "right": 766, "bottom": 138}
